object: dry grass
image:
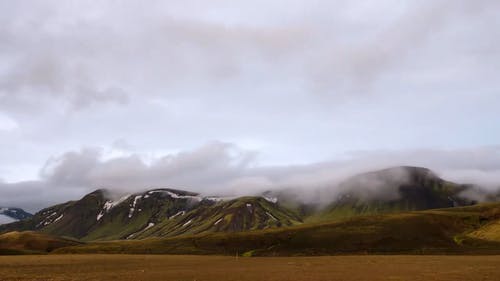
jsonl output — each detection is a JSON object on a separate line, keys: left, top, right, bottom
{"left": 0, "top": 255, "right": 499, "bottom": 281}
{"left": 0, "top": 231, "right": 81, "bottom": 254}
{"left": 469, "top": 220, "right": 500, "bottom": 242}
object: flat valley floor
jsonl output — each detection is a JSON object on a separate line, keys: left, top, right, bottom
{"left": 0, "top": 255, "right": 499, "bottom": 281}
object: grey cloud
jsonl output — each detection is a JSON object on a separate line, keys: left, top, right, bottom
{"left": 2, "top": 0, "right": 498, "bottom": 114}
{"left": 306, "top": 0, "right": 500, "bottom": 96}
{"left": 0, "top": 179, "right": 88, "bottom": 212}
{"left": 0, "top": 51, "right": 129, "bottom": 110}
{"left": 2, "top": 142, "right": 500, "bottom": 212}
{"left": 39, "top": 142, "right": 256, "bottom": 192}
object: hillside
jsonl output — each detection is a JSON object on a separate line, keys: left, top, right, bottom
{"left": 54, "top": 202, "right": 500, "bottom": 256}
{"left": 0, "top": 166, "right": 494, "bottom": 243}
{"left": 0, "top": 189, "right": 301, "bottom": 241}
{"left": 0, "top": 231, "right": 81, "bottom": 254}
{"left": 133, "top": 196, "right": 302, "bottom": 239}
{"left": 309, "top": 166, "right": 476, "bottom": 221}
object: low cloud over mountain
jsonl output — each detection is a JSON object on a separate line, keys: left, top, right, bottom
{"left": 2, "top": 142, "right": 500, "bottom": 212}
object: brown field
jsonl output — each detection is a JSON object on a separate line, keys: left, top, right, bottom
{"left": 0, "top": 255, "right": 499, "bottom": 281}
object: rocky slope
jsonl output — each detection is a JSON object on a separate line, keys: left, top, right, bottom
{"left": 0, "top": 188, "right": 299, "bottom": 241}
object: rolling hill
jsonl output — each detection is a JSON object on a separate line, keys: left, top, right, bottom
{"left": 0, "top": 231, "right": 81, "bottom": 255}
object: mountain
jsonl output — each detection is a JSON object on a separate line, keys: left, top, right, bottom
{"left": 309, "top": 166, "right": 477, "bottom": 221}
{"left": 132, "top": 196, "right": 302, "bottom": 239}
{"left": 0, "top": 166, "right": 493, "bottom": 242}
{"left": 0, "top": 208, "right": 33, "bottom": 225}
{"left": 0, "top": 188, "right": 301, "bottom": 241}
{"left": 54, "top": 202, "right": 500, "bottom": 256}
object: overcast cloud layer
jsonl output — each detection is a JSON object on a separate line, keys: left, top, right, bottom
{"left": 1, "top": 1, "right": 500, "bottom": 211}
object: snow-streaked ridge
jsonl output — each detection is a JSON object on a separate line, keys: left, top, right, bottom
{"left": 128, "top": 195, "right": 143, "bottom": 218}
{"left": 97, "top": 194, "right": 131, "bottom": 221}
{"left": 264, "top": 196, "right": 278, "bottom": 203}
{"left": 182, "top": 219, "right": 192, "bottom": 227}
{"left": 169, "top": 211, "right": 185, "bottom": 219}
{"left": 147, "top": 189, "right": 203, "bottom": 202}
{"left": 126, "top": 222, "right": 156, "bottom": 239}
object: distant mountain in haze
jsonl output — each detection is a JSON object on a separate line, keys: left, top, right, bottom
{"left": 0, "top": 208, "right": 33, "bottom": 225}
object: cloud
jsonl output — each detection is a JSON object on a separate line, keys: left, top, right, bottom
{"left": 38, "top": 141, "right": 256, "bottom": 192}
{"left": 2, "top": 142, "right": 500, "bottom": 212}
{"left": 0, "top": 51, "right": 129, "bottom": 110}
{"left": 0, "top": 179, "right": 88, "bottom": 213}
{"left": 1, "top": 0, "right": 498, "bottom": 113}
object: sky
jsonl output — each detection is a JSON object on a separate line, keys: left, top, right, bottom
{"left": 1, "top": 0, "right": 500, "bottom": 212}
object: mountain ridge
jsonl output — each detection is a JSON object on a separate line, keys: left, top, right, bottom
{"left": 0, "top": 166, "right": 493, "bottom": 241}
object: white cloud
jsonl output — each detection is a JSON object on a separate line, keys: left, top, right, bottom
{"left": 2, "top": 142, "right": 500, "bottom": 212}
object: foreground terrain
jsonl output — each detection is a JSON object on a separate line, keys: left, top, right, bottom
{"left": 0, "top": 254, "right": 499, "bottom": 281}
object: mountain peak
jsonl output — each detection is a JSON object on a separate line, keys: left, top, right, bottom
{"left": 0, "top": 207, "right": 33, "bottom": 225}
{"left": 320, "top": 166, "right": 475, "bottom": 220}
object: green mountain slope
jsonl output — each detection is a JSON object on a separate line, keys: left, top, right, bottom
{"left": 134, "top": 196, "right": 302, "bottom": 239}
{"left": 54, "top": 202, "right": 500, "bottom": 256}
{"left": 0, "top": 189, "right": 301, "bottom": 241}
{"left": 82, "top": 189, "right": 203, "bottom": 240}
{"left": 0, "top": 166, "right": 494, "bottom": 243}
{"left": 309, "top": 166, "right": 476, "bottom": 221}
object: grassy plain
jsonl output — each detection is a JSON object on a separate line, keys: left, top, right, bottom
{"left": 0, "top": 254, "right": 499, "bottom": 281}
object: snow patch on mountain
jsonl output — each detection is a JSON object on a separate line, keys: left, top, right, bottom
{"left": 97, "top": 194, "right": 131, "bottom": 221}
{"left": 54, "top": 214, "right": 64, "bottom": 223}
{"left": 266, "top": 212, "right": 278, "bottom": 221}
{"left": 214, "top": 218, "right": 223, "bottom": 225}
{"left": 36, "top": 211, "right": 63, "bottom": 227}
{"left": 126, "top": 222, "right": 156, "bottom": 239}
{"left": 129, "top": 195, "right": 142, "bottom": 218}
{"left": 169, "top": 211, "right": 185, "bottom": 219}
{"left": 264, "top": 196, "right": 278, "bottom": 203}
{"left": 148, "top": 189, "right": 203, "bottom": 202}
{"left": 182, "top": 219, "right": 192, "bottom": 227}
